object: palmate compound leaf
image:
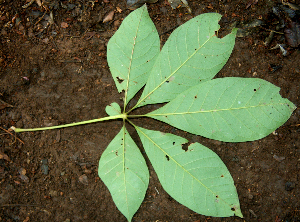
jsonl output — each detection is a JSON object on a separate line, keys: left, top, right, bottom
{"left": 107, "top": 4, "right": 160, "bottom": 107}
{"left": 135, "top": 13, "right": 237, "bottom": 108}
{"left": 98, "top": 125, "right": 149, "bottom": 221}
{"left": 134, "top": 126, "right": 243, "bottom": 217}
{"left": 147, "top": 77, "right": 296, "bottom": 142}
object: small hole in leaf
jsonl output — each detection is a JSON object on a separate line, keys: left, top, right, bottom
{"left": 116, "top": 76, "right": 124, "bottom": 84}
{"left": 165, "top": 155, "right": 170, "bottom": 161}
{"left": 166, "top": 80, "right": 169, "bottom": 83}
{"left": 194, "top": 95, "right": 197, "bottom": 99}
{"left": 216, "top": 195, "right": 219, "bottom": 198}
{"left": 173, "top": 142, "right": 175, "bottom": 145}
{"left": 115, "top": 151, "right": 118, "bottom": 156}
{"left": 181, "top": 143, "right": 188, "bottom": 152}
{"left": 254, "top": 88, "right": 257, "bottom": 92}
{"left": 231, "top": 207, "right": 236, "bottom": 211}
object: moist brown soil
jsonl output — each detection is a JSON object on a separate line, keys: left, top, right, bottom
{"left": 0, "top": 0, "right": 299, "bottom": 221}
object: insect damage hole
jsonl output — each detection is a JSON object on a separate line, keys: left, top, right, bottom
{"left": 181, "top": 142, "right": 191, "bottom": 152}
{"left": 165, "top": 155, "right": 170, "bottom": 161}
{"left": 116, "top": 76, "right": 124, "bottom": 84}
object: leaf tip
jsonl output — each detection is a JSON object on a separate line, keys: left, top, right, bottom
{"left": 231, "top": 205, "right": 243, "bottom": 218}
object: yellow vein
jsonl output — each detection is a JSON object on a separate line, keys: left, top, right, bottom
{"left": 129, "top": 33, "right": 215, "bottom": 112}
{"left": 130, "top": 122, "right": 232, "bottom": 207}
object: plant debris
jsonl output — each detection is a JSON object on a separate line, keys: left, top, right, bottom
{"left": 103, "top": 11, "right": 115, "bottom": 23}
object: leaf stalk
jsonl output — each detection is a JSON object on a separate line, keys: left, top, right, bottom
{"left": 11, "top": 114, "right": 125, "bottom": 133}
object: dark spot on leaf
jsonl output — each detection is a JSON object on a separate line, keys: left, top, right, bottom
{"left": 116, "top": 76, "right": 124, "bottom": 84}
{"left": 126, "top": 167, "right": 129, "bottom": 169}
{"left": 173, "top": 142, "right": 175, "bottom": 145}
{"left": 195, "top": 48, "right": 197, "bottom": 51}
{"left": 166, "top": 80, "right": 169, "bottom": 83}
{"left": 115, "top": 151, "right": 118, "bottom": 156}
{"left": 216, "top": 195, "right": 219, "bottom": 198}
{"left": 165, "top": 155, "right": 170, "bottom": 161}
{"left": 254, "top": 88, "right": 257, "bottom": 91}
{"left": 194, "top": 95, "right": 197, "bottom": 99}
{"left": 221, "top": 175, "right": 224, "bottom": 177}
{"left": 146, "top": 60, "right": 149, "bottom": 62}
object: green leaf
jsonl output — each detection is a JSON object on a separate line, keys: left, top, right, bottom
{"left": 135, "top": 13, "right": 236, "bottom": 108}
{"left": 98, "top": 125, "right": 149, "bottom": 221}
{"left": 135, "top": 126, "right": 242, "bottom": 217}
{"left": 147, "top": 77, "right": 296, "bottom": 142}
{"left": 106, "top": 102, "right": 121, "bottom": 116}
{"left": 107, "top": 4, "right": 160, "bottom": 107}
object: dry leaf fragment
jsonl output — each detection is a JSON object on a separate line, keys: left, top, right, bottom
{"left": 116, "top": 6, "right": 122, "bottom": 13}
{"left": 0, "top": 99, "right": 13, "bottom": 110}
{"left": 103, "top": 11, "right": 114, "bottom": 23}
{"left": 61, "top": 22, "right": 68, "bottom": 28}
{"left": 36, "top": 0, "right": 42, "bottom": 7}
{"left": 0, "top": 151, "right": 10, "bottom": 161}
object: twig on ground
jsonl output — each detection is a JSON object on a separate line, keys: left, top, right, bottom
{"left": 0, "top": 126, "right": 24, "bottom": 144}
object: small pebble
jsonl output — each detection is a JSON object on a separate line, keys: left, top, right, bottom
{"left": 285, "top": 182, "right": 295, "bottom": 191}
{"left": 79, "top": 174, "right": 88, "bottom": 185}
{"left": 41, "top": 159, "right": 49, "bottom": 175}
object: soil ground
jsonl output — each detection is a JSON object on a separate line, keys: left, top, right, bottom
{"left": 0, "top": 0, "right": 299, "bottom": 221}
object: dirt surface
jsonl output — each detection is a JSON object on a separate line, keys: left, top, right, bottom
{"left": 0, "top": 0, "right": 300, "bottom": 221}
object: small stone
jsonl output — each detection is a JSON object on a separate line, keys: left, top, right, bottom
{"left": 41, "top": 159, "right": 49, "bottom": 175}
{"left": 113, "top": 20, "right": 120, "bottom": 29}
{"left": 273, "top": 154, "right": 285, "bottom": 162}
{"left": 79, "top": 174, "right": 88, "bottom": 185}
{"left": 49, "top": 190, "right": 58, "bottom": 197}
{"left": 285, "top": 182, "right": 295, "bottom": 191}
